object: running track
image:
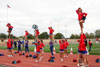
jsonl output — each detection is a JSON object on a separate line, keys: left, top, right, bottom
{"left": 0, "top": 50, "right": 100, "bottom": 67}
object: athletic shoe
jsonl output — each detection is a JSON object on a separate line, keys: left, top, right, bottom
{"left": 10, "top": 55, "right": 13, "bottom": 57}
{"left": 80, "top": 63, "right": 84, "bottom": 66}
{"left": 66, "top": 55, "right": 68, "bottom": 57}
{"left": 85, "top": 65, "right": 89, "bottom": 67}
{"left": 7, "top": 55, "right": 13, "bottom": 57}
{"left": 7, "top": 55, "right": 10, "bottom": 57}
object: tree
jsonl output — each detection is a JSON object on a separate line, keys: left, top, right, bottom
{"left": 0, "top": 33, "right": 7, "bottom": 38}
{"left": 27, "top": 34, "right": 34, "bottom": 39}
{"left": 89, "top": 33, "right": 95, "bottom": 38}
{"left": 74, "top": 34, "right": 80, "bottom": 39}
{"left": 54, "top": 33, "right": 65, "bottom": 39}
{"left": 18, "top": 36, "right": 24, "bottom": 39}
{"left": 70, "top": 34, "right": 79, "bottom": 39}
{"left": 70, "top": 34, "right": 75, "bottom": 39}
{"left": 95, "top": 30, "right": 100, "bottom": 38}
{"left": 85, "top": 32, "right": 89, "bottom": 38}
{"left": 38, "top": 32, "right": 49, "bottom": 39}
{"left": 10, "top": 34, "right": 17, "bottom": 39}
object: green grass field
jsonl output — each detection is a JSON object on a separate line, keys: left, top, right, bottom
{"left": 0, "top": 43, "right": 100, "bottom": 55}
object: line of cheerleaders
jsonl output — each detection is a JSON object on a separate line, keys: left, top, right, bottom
{"left": 6, "top": 8, "right": 89, "bottom": 67}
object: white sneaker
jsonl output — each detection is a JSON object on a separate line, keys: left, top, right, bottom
{"left": 77, "top": 64, "right": 80, "bottom": 67}
{"left": 7, "top": 55, "right": 10, "bottom": 57}
{"left": 7, "top": 55, "right": 13, "bottom": 57}
{"left": 10, "top": 55, "right": 13, "bottom": 57}
{"left": 80, "top": 63, "right": 84, "bottom": 66}
{"left": 85, "top": 65, "right": 89, "bottom": 67}
{"left": 66, "top": 55, "right": 68, "bottom": 57}
{"left": 35, "top": 60, "right": 38, "bottom": 62}
{"left": 61, "top": 59, "right": 63, "bottom": 62}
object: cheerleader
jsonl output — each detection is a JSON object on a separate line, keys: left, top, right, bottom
{"left": 76, "top": 8, "right": 87, "bottom": 33}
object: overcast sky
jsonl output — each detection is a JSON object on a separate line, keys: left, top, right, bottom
{"left": 0, "top": 0, "right": 100, "bottom": 38}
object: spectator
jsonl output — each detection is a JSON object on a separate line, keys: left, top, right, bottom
{"left": 14, "top": 40, "right": 17, "bottom": 48}
{"left": 88, "top": 40, "right": 93, "bottom": 52}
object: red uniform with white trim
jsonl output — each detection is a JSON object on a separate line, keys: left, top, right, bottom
{"left": 35, "top": 29, "right": 40, "bottom": 37}
{"left": 7, "top": 39, "right": 12, "bottom": 48}
{"left": 89, "top": 41, "right": 92, "bottom": 47}
{"left": 40, "top": 42, "right": 45, "bottom": 48}
{"left": 25, "top": 31, "right": 29, "bottom": 36}
{"left": 64, "top": 41, "right": 69, "bottom": 48}
{"left": 34, "top": 42, "right": 41, "bottom": 52}
{"left": 78, "top": 34, "right": 86, "bottom": 51}
{"left": 6, "top": 23, "right": 13, "bottom": 33}
{"left": 96, "top": 38, "right": 99, "bottom": 41}
{"left": 76, "top": 9, "right": 87, "bottom": 21}
{"left": 48, "top": 27, "right": 54, "bottom": 34}
{"left": 59, "top": 40, "right": 64, "bottom": 50}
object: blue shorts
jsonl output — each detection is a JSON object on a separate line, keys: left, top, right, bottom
{"left": 78, "top": 50, "right": 87, "bottom": 54}
{"left": 36, "top": 51, "right": 40, "bottom": 54}
{"left": 40, "top": 48, "right": 43, "bottom": 50}
{"left": 60, "top": 49, "right": 64, "bottom": 52}
{"left": 49, "top": 33, "right": 53, "bottom": 35}
{"left": 7, "top": 48, "right": 12, "bottom": 50}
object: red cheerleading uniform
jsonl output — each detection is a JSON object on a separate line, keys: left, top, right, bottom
{"left": 48, "top": 27, "right": 54, "bottom": 34}
{"left": 36, "top": 45, "right": 41, "bottom": 52}
{"left": 6, "top": 23, "right": 10, "bottom": 27}
{"left": 7, "top": 39, "right": 12, "bottom": 48}
{"left": 96, "top": 38, "right": 99, "bottom": 41}
{"left": 76, "top": 9, "right": 87, "bottom": 21}
{"left": 35, "top": 29, "right": 40, "bottom": 37}
{"left": 8, "top": 26, "right": 13, "bottom": 29}
{"left": 59, "top": 40, "right": 64, "bottom": 50}
{"left": 40, "top": 42, "right": 45, "bottom": 48}
{"left": 6, "top": 23, "right": 13, "bottom": 33}
{"left": 77, "top": 40, "right": 80, "bottom": 42}
{"left": 64, "top": 41, "right": 69, "bottom": 48}
{"left": 6, "top": 23, "right": 13, "bottom": 29}
{"left": 78, "top": 34, "right": 86, "bottom": 51}
{"left": 25, "top": 31, "right": 29, "bottom": 36}
{"left": 89, "top": 41, "right": 92, "bottom": 47}
{"left": 34, "top": 42, "right": 41, "bottom": 52}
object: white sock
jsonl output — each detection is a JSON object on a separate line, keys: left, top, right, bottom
{"left": 61, "top": 59, "right": 63, "bottom": 62}
{"left": 35, "top": 60, "right": 38, "bottom": 62}
{"left": 77, "top": 64, "right": 80, "bottom": 67}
